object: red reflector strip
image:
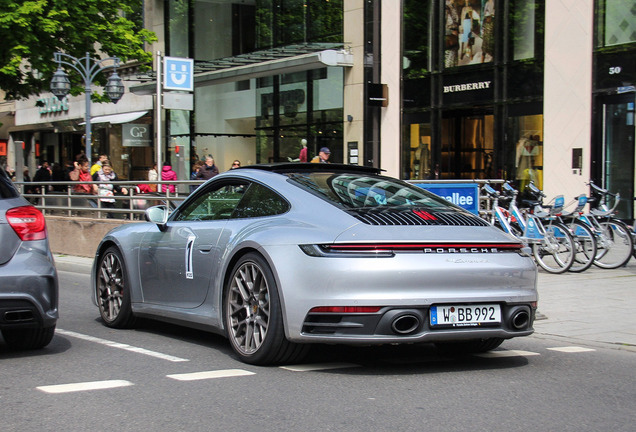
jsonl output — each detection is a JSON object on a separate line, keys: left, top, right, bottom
{"left": 327, "top": 243, "right": 523, "bottom": 251}
{"left": 413, "top": 209, "right": 437, "bottom": 220}
{"left": 309, "top": 306, "right": 382, "bottom": 314}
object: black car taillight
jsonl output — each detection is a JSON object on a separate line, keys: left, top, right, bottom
{"left": 6, "top": 205, "right": 47, "bottom": 241}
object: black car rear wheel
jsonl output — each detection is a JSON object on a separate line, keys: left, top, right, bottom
{"left": 96, "top": 247, "right": 136, "bottom": 328}
{"left": 224, "top": 253, "right": 308, "bottom": 365}
{"left": 1, "top": 325, "right": 56, "bottom": 350}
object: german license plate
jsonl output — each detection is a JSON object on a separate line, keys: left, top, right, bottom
{"left": 430, "top": 304, "right": 501, "bottom": 327}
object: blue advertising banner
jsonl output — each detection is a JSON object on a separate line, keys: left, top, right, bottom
{"left": 412, "top": 183, "right": 480, "bottom": 215}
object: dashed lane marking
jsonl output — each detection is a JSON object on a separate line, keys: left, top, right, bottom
{"left": 57, "top": 329, "right": 189, "bottom": 362}
{"left": 37, "top": 380, "right": 133, "bottom": 394}
{"left": 167, "top": 369, "right": 255, "bottom": 381}
{"left": 474, "top": 350, "right": 541, "bottom": 358}
{"left": 280, "top": 363, "right": 361, "bottom": 372}
{"left": 547, "top": 346, "right": 596, "bottom": 353}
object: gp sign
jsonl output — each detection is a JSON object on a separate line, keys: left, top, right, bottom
{"left": 412, "top": 183, "right": 480, "bottom": 215}
{"left": 123, "top": 124, "right": 152, "bottom": 147}
{"left": 164, "top": 57, "right": 194, "bottom": 91}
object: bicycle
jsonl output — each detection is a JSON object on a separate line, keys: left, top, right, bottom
{"left": 555, "top": 194, "right": 598, "bottom": 273}
{"left": 481, "top": 182, "right": 575, "bottom": 273}
{"left": 578, "top": 181, "right": 633, "bottom": 269}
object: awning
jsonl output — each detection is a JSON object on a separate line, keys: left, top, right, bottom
{"left": 80, "top": 110, "right": 148, "bottom": 125}
{"left": 131, "top": 46, "right": 353, "bottom": 95}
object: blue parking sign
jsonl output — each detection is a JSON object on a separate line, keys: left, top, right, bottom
{"left": 164, "top": 57, "right": 194, "bottom": 91}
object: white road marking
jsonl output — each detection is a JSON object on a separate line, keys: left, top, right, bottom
{"left": 474, "top": 350, "right": 541, "bottom": 358}
{"left": 57, "top": 329, "right": 189, "bottom": 362}
{"left": 547, "top": 346, "right": 596, "bottom": 353}
{"left": 166, "top": 369, "right": 255, "bottom": 381}
{"left": 37, "top": 380, "right": 133, "bottom": 394}
{"left": 280, "top": 363, "right": 361, "bottom": 372}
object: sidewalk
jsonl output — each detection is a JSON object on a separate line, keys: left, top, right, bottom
{"left": 533, "top": 259, "right": 636, "bottom": 351}
{"left": 54, "top": 254, "right": 636, "bottom": 351}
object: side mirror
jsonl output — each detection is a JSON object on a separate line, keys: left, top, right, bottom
{"left": 145, "top": 205, "right": 169, "bottom": 230}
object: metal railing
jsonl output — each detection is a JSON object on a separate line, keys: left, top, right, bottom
{"left": 14, "top": 180, "right": 201, "bottom": 220}
{"left": 16, "top": 178, "right": 506, "bottom": 220}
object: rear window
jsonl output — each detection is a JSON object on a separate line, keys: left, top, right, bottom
{"left": 285, "top": 172, "right": 461, "bottom": 211}
{"left": 0, "top": 167, "right": 20, "bottom": 199}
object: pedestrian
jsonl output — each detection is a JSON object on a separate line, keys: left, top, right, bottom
{"left": 311, "top": 147, "right": 331, "bottom": 163}
{"left": 92, "top": 162, "right": 128, "bottom": 217}
{"left": 147, "top": 163, "right": 158, "bottom": 192}
{"left": 69, "top": 158, "right": 93, "bottom": 194}
{"left": 196, "top": 155, "right": 219, "bottom": 180}
{"left": 161, "top": 161, "right": 178, "bottom": 194}
{"left": 50, "top": 162, "right": 69, "bottom": 192}
{"left": 33, "top": 161, "right": 52, "bottom": 192}
{"left": 230, "top": 160, "right": 241, "bottom": 169}
{"left": 190, "top": 160, "right": 204, "bottom": 193}
{"left": 90, "top": 154, "right": 109, "bottom": 176}
{"left": 299, "top": 139, "right": 308, "bottom": 162}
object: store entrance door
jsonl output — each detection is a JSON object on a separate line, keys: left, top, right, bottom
{"left": 441, "top": 110, "right": 494, "bottom": 179}
{"left": 601, "top": 95, "right": 635, "bottom": 220}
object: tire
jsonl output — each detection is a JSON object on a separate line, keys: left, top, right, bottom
{"left": 1, "top": 325, "right": 56, "bottom": 350}
{"left": 224, "top": 253, "right": 309, "bottom": 365}
{"left": 96, "top": 246, "right": 136, "bottom": 328}
{"left": 532, "top": 222, "right": 575, "bottom": 274}
{"left": 593, "top": 220, "right": 633, "bottom": 269}
{"left": 568, "top": 220, "right": 597, "bottom": 273}
{"left": 434, "top": 337, "right": 504, "bottom": 354}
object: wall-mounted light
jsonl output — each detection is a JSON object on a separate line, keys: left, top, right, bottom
{"left": 347, "top": 115, "right": 353, "bottom": 123}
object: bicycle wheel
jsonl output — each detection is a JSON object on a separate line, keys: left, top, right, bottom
{"left": 532, "top": 222, "right": 575, "bottom": 273}
{"left": 568, "top": 220, "right": 597, "bottom": 273}
{"left": 593, "top": 219, "right": 633, "bottom": 269}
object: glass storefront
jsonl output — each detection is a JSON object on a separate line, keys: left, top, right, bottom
{"left": 593, "top": 1, "right": 636, "bottom": 220}
{"left": 164, "top": 0, "right": 344, "bottom": 171}
{"left": 402, "top": 0, "right": 545, "bottom": 184}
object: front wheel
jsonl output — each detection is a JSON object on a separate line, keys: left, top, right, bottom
{"left": 568, "top": 220, "right": 597, "bottom": 273}
{"left": 593, "top": 220, "right": 633, "bottom": 269}
{"left": 96, "top": 247, "right": 136, "bottom": 328}
{"left": 224, "top": 253, "right": 309, "bottom": 365}
{"left": 532, "top": 222, "right": 575, "bottom": 273}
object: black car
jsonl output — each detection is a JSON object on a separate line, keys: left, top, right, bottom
{"left": 0, "top": 166, "right": 58, "bottom": 349}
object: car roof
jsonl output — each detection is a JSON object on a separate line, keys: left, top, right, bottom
{"left": 234, "top": 162, "right": 382, "bottom": 175}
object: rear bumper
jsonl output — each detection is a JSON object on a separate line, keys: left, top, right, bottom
{"left": 261, "top": 244, "right": 538, "bottom": 344}
{"left": 0, "top": 247, "right": 59, "bottom": 330}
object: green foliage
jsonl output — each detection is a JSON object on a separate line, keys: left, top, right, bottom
{"left": 0, "top": 0, "right": 157, "bottom": 100}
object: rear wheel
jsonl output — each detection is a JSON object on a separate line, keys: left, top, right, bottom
{"left": 224, "top": 253, "right": 309, "bottom": 365}
{"left": 533, "top": 222, "right": 575, "bottom": 273}
{"left": 568, "top": 220, "right": 597, "bottom": 273}
{"left": 96, "top": 247, "right": 136, "bottom": 328}
{"left": 593, "top": 220, "right": 633, "bottom": 269}
{"left": 1, "top": 325, "right": 56, "bottom": 350}
{"left": 434, "top": 337, "right": 504, "bottom": 354}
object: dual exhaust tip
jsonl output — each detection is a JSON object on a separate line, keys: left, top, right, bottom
{"left": 388, "top": 306, "right": 532, "bottom": 336}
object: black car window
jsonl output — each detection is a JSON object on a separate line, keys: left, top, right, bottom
{"left": 286, "top": 172, "right": 460, "bottom": 211}
{"left": 232, "top": 182, "right": 289, "bottom": 219}
{"left": 174, "top": 181, "right": 248, "bottom": 221}
{"left": 0, "top": 167, "right": 20, "bottom": 199}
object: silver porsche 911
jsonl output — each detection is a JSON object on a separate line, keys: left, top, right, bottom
{"left": 92, "top": 163, "right": 537, "bottom": 365}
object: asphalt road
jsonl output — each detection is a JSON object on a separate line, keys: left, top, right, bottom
{"left": 1, "top": 268, "right": 635, "bottom": 432}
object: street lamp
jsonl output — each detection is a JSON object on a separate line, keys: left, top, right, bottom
{"left": 50, "top": 52, "right": 125, "bottom": 161}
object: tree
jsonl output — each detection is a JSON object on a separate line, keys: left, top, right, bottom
{"left": 0, "top": 0, "right": 156, "bottom": 100}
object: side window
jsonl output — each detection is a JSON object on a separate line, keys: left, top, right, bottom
{"left": 174, "top": 181, "right": 248, "bottom": 221}
{"left": 232, "top": 182, "right": 289, "bottom": 219}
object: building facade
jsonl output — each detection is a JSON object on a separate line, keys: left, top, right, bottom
{"left": 3, "top": 0, "right": 635, "bottom": 220}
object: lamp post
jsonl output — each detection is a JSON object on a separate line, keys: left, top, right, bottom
{"left": 50, "top": 52, "right": 125, "bottom": 161}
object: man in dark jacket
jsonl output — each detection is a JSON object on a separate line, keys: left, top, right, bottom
{"left": 196, "top": 155, "right": 219, "bottom": 180}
